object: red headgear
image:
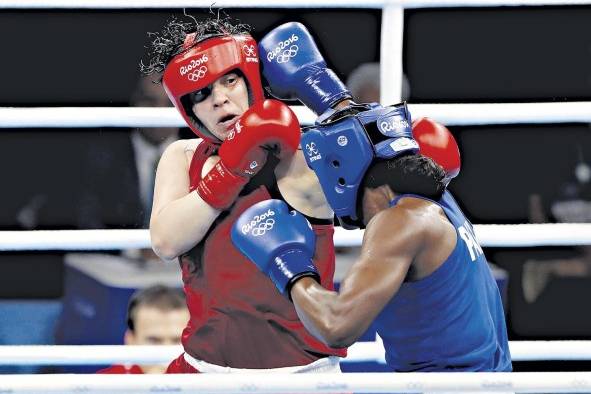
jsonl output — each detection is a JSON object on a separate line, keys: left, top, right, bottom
{"left": 162, "top": 33, "right": 265, "bottom": 143}
{"left": 412, "top": 117, "right": 461, "bottom": 184}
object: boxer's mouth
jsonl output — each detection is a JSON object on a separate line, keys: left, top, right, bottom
{"left": 218, "top": 114, "right": 239, "bottom": 129}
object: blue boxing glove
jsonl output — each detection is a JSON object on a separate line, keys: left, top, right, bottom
{"left": 259, "top": 22, "right": 352, "bottom": 115}
{"left": 231, "top": 199, "right": 320, "bottom": 297}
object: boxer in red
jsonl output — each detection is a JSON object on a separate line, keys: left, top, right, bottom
{"left": 141, "top": 16, "right": 346, "bottom": 373}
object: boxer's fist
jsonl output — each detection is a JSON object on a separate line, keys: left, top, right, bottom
{"left": 231, "top": 199, "right": 319, "bottom": 297}
{"left": 412, "top": 117, "right": 461, "bottom": 184}
{"left": 219, "top": 99, "right": 301, "bottom": 175}
{"left": 197, "top": 100, "right": 301, "bottom": 209}
{"left": 259, "top": 22, "right": 351, "bottom": 115}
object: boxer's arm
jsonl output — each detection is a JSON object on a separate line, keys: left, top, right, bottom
{"left": 275, "top": 150, "right": 334, "bottom": 220}
{"left": 290, "top": 207, "right": 423, "bottom": 348}
{"left": 150, "top": 139, "right": 221, "bottom": 260}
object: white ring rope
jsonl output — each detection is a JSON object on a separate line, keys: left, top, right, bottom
{"left": 380, "top": 4, "right": 404, "bottom": 105}
{"left": 0, "top": 229, "right": 149, "bottom": 251}
{"left": 1, "top": 102, "right": 591, "bottom": 128}
{"left": 1, "top": 341, "right": 591, "bottom": 366}
{"left": 1, "top": 0, "right": 591, "bottom": 9}
{"left": 0, "top": 224, "right": 589, "bottom": 251}
{"left": 2, "top": 372, "right": 591, "bottom": 393}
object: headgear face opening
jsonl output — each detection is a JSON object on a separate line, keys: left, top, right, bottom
{"left": 162, "top": 33, "right": 265, "bottom": 143}
{"left": 302, "top": 103, "right": 419, "bottom": 229}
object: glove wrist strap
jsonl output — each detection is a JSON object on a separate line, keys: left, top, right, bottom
{"left": 298, "top": 68, "right": 352, "bottom": 115}
{"left": 269, "top": 249, "right": 319, "bottom": 298}
{"left": 196, "top": 161, "right": 248, "bottom": 210}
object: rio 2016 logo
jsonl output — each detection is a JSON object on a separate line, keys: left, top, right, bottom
{"left": 266, "top": 34, "right": 299, "bottom": 63}
{"left": 180, "top": 54, "right": 209, "bottom": 77}
{"left": 187, "top": 66, "right": 208, "bottom": 82}
{"left": 379, "top": 118, "right": 409, "bottom": 133}
{"left": 241, "top": 209, "right": 276, "bottom": 236}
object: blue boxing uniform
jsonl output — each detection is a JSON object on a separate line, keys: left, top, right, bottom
{"left": 375, "top": 190, "right": 512, "bottom": 372}
{"left": 230, "top": 54, "right": 512, "bottom": 370}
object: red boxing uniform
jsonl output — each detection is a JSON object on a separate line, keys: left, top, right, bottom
{"left": 167, "top": 142, "right": 346, "bottom": 372}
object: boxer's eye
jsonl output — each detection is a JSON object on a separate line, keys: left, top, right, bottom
{"left": 222, "top": 73, "right": 240, "bottom": 87}
{"left": 189, "top": 87, "right": 211, "bottom": 104}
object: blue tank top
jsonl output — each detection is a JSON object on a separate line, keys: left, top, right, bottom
{"left": 375, "top": 190, "right": 512, "bottom": 372}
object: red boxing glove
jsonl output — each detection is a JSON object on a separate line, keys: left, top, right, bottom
{"left": 197, "top": 99, "right": 301, "bottom": 209}
{"left": 412, "top": 117, "right": 461, "bottom": 184}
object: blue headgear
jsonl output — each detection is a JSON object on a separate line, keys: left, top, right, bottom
{"left": 302, "top": 102, "right": 419, "bottom": 229}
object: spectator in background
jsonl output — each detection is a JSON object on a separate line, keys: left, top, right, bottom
{"left": 129, "top": 75, "right": 180, "bottom": 227}
{"left": 123, "top": 74, "right": 181, "bottom": 263}
{"left": 98, "top": 285, "right": 188, "bottom": 374}
{"left": 524, "top": 146, "right": 591, "bottom": 303}
{"left": 345, "top": 62, "right": 410, "bottom": 104}
{"left": 52, "top": 78, "right": 181, "bottom": 367}
{"left": 74, "top": 74, "right": 179, "bottom": 231}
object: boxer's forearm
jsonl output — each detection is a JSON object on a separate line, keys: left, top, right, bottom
{"left": 150, "top": 141, "right": 223, "bottom": 260}
{"left": 150, "top": 190, "right": 220, "bottom": 260}
{"left": 291, "top": 278, "right": 366, "bottom": 348}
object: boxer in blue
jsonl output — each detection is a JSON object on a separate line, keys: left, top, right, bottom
{"left": 231, "top": 22, "right": 512, "bottom": 372}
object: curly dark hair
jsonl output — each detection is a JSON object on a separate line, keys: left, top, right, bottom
{"left": 140, "top": 11, "right": 251, "bottom": 77}
{"left": 361, "top": 154, "right": 446, "bottom": 200}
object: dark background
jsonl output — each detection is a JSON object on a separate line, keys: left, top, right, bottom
{"left": 0, "top": 7, "right": 590, "bottom": 369}
{"left": 1, "top": 7, "right": 589, "bottom": 226}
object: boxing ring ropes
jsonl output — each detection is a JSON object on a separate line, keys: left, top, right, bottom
{"left": 1, "top": 0, "right": 591, "bottom": 393}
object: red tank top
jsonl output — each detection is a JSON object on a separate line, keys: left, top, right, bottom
{"left": 179, "top": 141, "right": 346, "bottom": 368}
